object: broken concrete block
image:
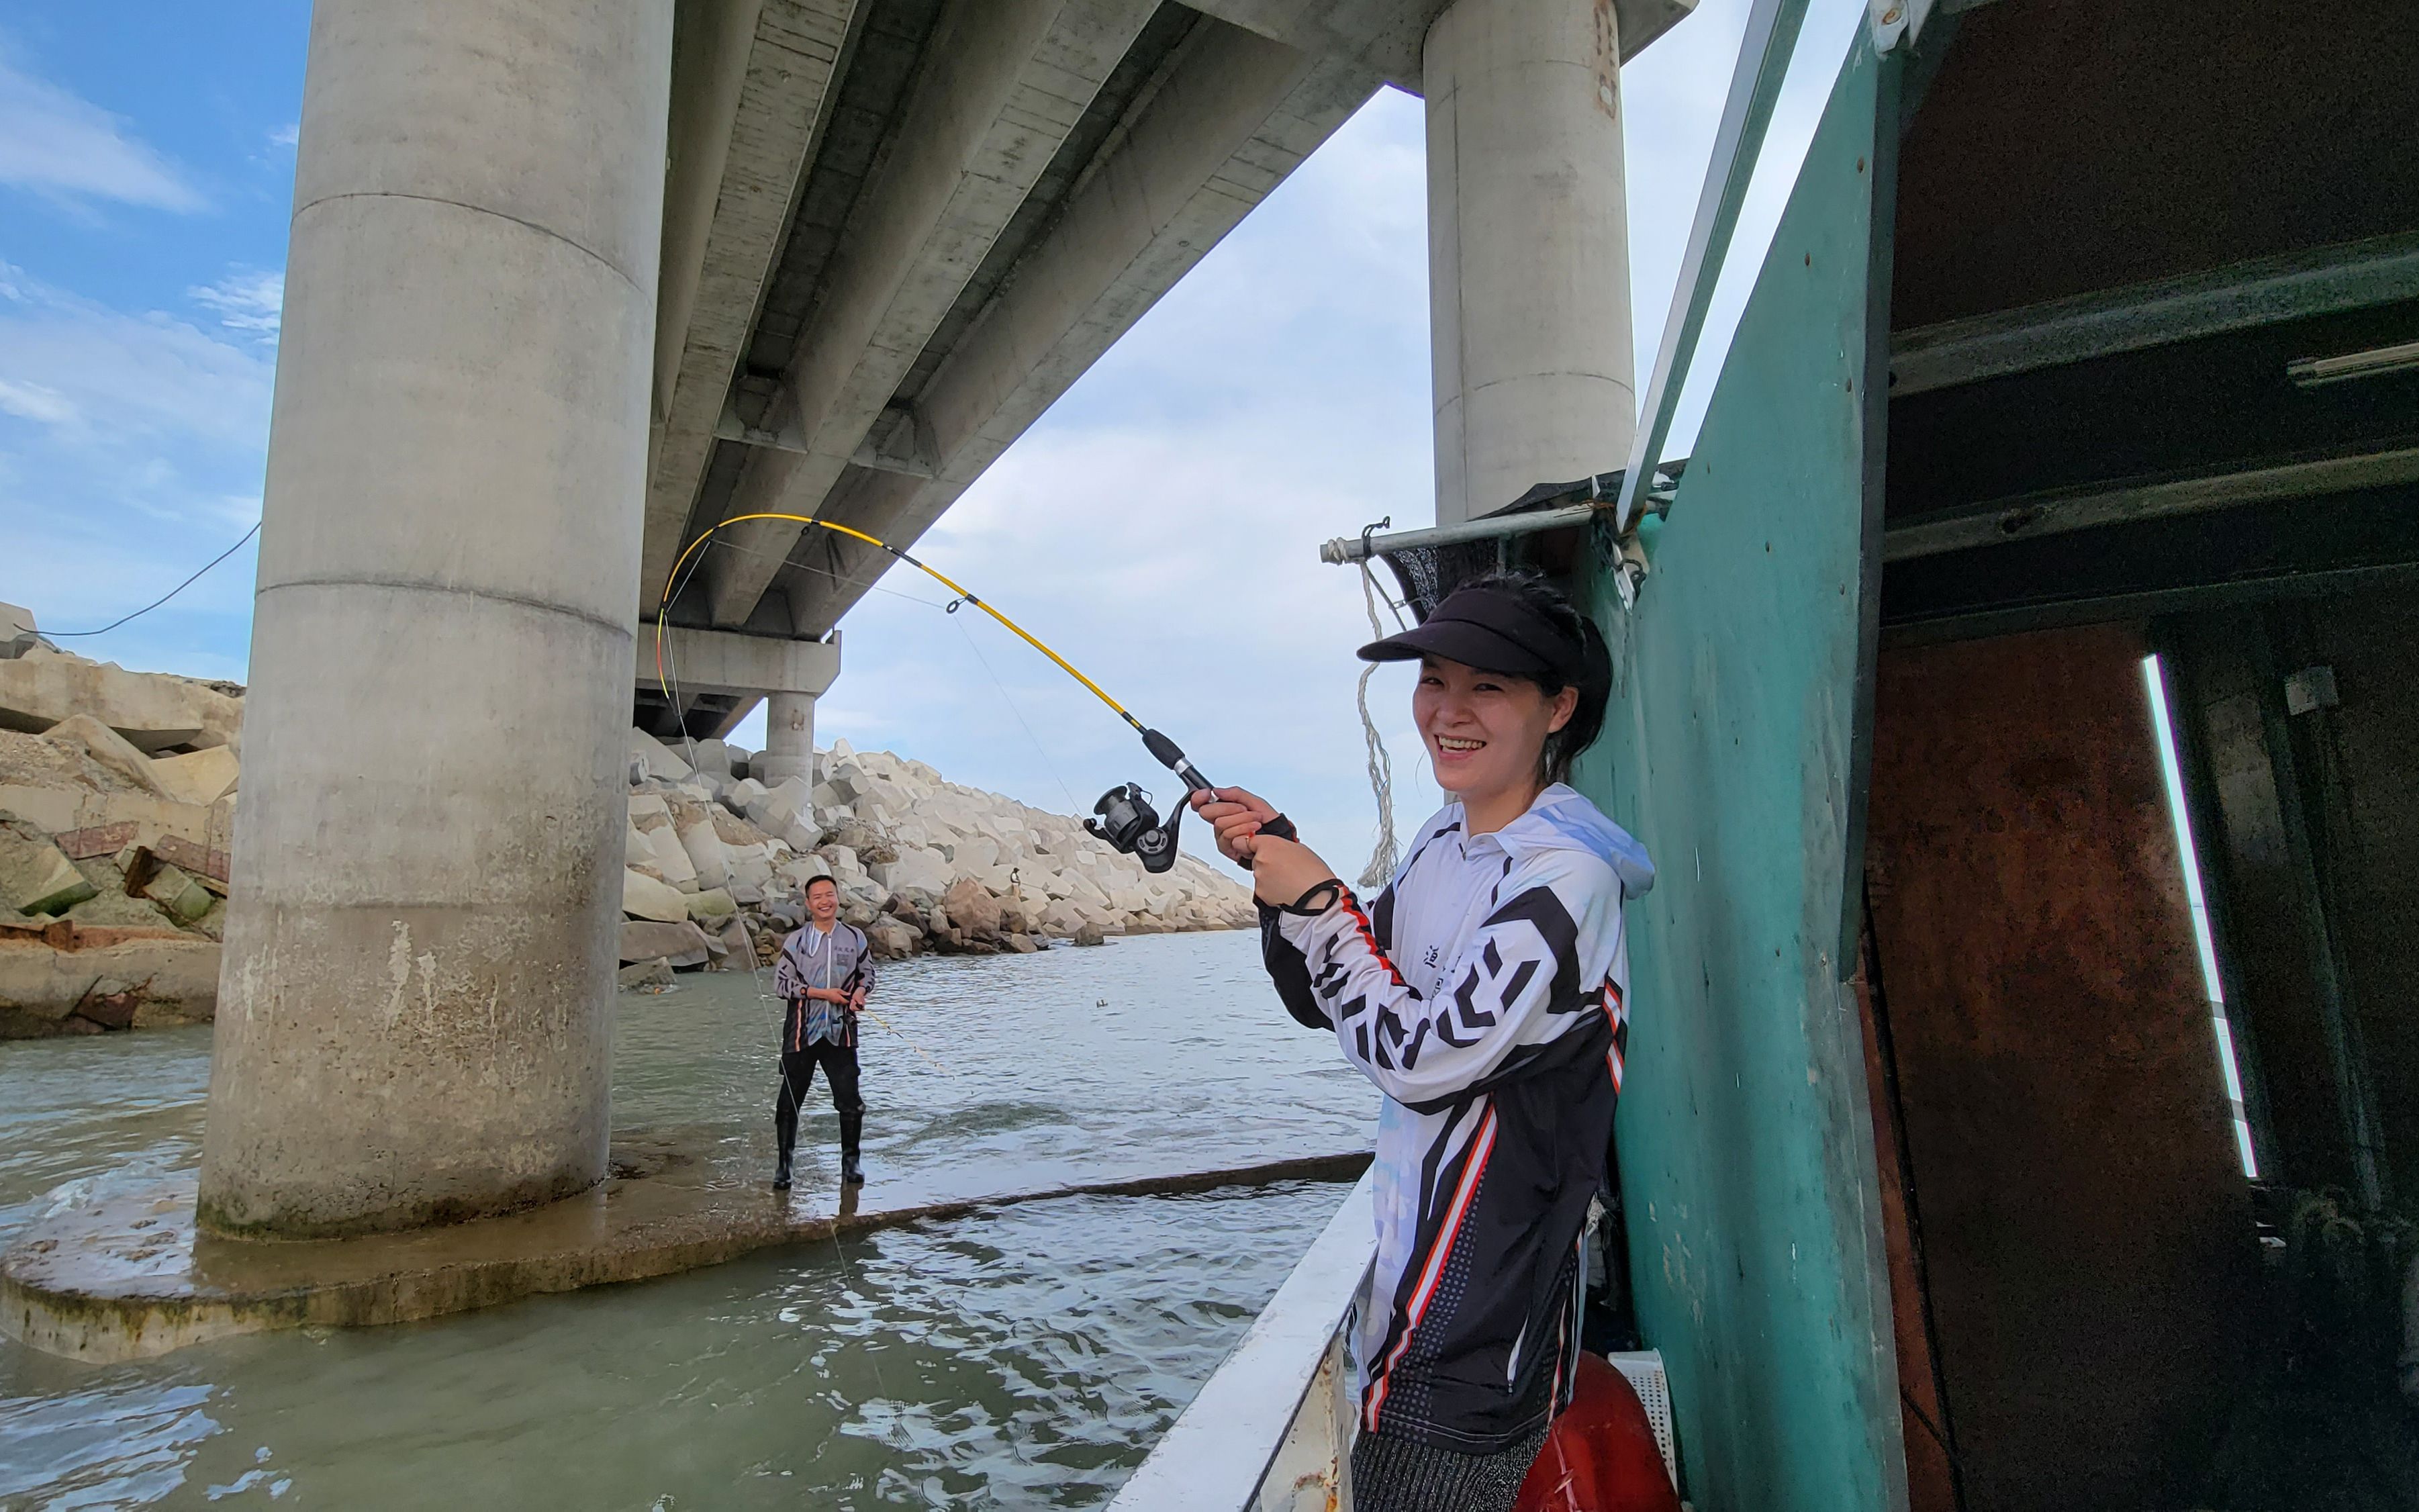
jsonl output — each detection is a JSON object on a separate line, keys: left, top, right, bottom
{"left": 0, "top": 933, "right": 220, "bottom": 1034}
{"left": 628, "top": 728, "right": 692, "bottom": 782}
{"left": 625, "top": 824, "right": 651, "bottom": 867}
{"left": 150, "top": 834, "right": 230, "bottom": 883}
{"left": 684, "top": 886, "right": 737, "bottom": 923}
{"left": 42, "top": 714, "right": 167, "bottom": 794}
{"left": 0, "top": 825, "right": 97, "bottom": 916}
{"left": 55, "top": 822, "right": 138, "bottom": 860}
{"left": 687, "top": 739, "right": 739, "bottom": 780}
{"left": 0, "top": 602, "right": 35, "bottom": 660}
{"left": 675, "top": 815, "right": 730, "bottom": 890}
{"left": 148, "top": 745, "right": 240, "bottom": 806}
{"left": 617, "top": 918, "right": 712, "bottom": 967}
{"left": 869, "top": 845, "right": 951, "bottom": 898}
{"left": 140, "top": 863, "right": 215, "bottom": 924}
{"left": 621, "top": 868, "right": 690, "bottom": 924}
{"left": 0, "top": 645, "right": 242, "bottom": 752}
{"left": 641, "top": 825, "right": 697, "bottom": 888}
{"left": 628, "top": 793, "right": 671, "bottom": 824}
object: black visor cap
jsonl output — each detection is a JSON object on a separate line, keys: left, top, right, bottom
{"left": 1356, "top": 584, "right": 1584, "bottom": 682}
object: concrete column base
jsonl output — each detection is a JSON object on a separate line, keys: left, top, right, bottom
{"left": 753, "top": 691, "right": 816, "bottom": 786}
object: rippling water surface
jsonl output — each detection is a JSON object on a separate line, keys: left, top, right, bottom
{"left": 0, "top": 932, "right": 1373, "bottom": 1509}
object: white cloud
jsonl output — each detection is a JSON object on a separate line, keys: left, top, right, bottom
{"left": 0, "top": 46, "right": 203, "bottom": 211}
{"left": 0, "top": 264, "right": 275, "bottom": 443}
{"left": 767, "top": 2, "right": 1884, "bottom": 871}
{"left": 0, "top": 377, "right": 75, "bottom": 426}
{"left": 190, "top": 267, "right": 285, "bottom": 338}
{"left": 269, "top": 122, "right": 299, "bottom": 150}
{"left": 0, "top": 263, "right": 273, "bottom": 654}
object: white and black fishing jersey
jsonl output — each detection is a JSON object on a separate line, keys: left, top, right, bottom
{"left": 1262, "top": 784, "right": 1654, "bottom": 1454}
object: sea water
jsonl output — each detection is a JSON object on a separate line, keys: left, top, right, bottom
{"left": 0, "top": 931, "right": 1374, "bottom": 1508}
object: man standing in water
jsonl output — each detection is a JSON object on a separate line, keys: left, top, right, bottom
{"left": 771, "top": 874, "right": 873, "bottom": 1189}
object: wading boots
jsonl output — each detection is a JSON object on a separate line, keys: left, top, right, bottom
{"left": 840, "top": 1108, "right": 865, "bottom": 1186}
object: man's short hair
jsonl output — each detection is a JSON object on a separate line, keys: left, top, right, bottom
{"left": 804, "top": 874, "right": 839, "bottom": 895}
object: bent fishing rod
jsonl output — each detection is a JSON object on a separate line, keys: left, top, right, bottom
{"left": 655, "top": 513, "right": 1293, "bottom": 872}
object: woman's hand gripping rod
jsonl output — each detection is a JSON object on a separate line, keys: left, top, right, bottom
{"left": 1084, "top": 728, "right": 1295, "bottom": 875}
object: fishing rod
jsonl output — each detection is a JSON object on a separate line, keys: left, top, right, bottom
{"left": 657, "top": 513, "right": 1294, "bottom": 872}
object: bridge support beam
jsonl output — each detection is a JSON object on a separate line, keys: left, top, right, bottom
{"left": 1425, "top": 0, "right": 1638, "bottom": 525}
{"left": 199, "top": 0, "right": 672, "bottom": 1237}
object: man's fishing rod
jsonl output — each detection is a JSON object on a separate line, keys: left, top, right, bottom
{"left": 656, "top": 513, "right": 1294, "bottom": 871}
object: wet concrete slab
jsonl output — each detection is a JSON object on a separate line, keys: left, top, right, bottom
{"left": 0, "top": 1131, "right": 1372, "bottom": 1364}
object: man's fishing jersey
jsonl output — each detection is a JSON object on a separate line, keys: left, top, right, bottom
{"left": 772, "top": 920, "right": 876, "bottom": 1049}
{"left": 1262, "top": 784, "right": 1654, "bottom": 1454}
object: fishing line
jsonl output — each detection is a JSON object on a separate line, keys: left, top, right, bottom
{"left": 656, "top": 513, "right": 1298, "bottom": 873}
{"left": 949, "top": 612, "right": 1083, "bottom": 815}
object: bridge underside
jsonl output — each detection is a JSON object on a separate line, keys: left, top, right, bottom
{"left": 635, "top": 0, "right": 1688, "bottom": 737}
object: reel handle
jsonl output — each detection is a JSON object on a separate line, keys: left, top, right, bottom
{"left": 1138, "top": 728, "right": 1295, "bottom": 843}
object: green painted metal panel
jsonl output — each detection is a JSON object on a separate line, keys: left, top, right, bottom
{"left": 1575, "top": 34, "right": 1907, "bottom": 1512}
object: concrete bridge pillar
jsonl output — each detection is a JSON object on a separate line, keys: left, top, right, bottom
{"left": 199, "top": 0, "right": 673, "bottom": 1237}
{"left": 1425, "top": 0, "right": 1638, "bottom": 526}
{"left": 756, "top": 692, "right": 818, "bottom": 787}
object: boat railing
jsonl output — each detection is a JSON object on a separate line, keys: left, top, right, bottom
{"left": 1108, "top": 1172, "right": 1376, "bottom": 1511}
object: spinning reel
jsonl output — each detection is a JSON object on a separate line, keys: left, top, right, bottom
{"left": 1087, "top": 728, "right": 1293, "bottom": 873}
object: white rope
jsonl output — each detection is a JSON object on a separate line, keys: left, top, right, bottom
{"left": 1354, "top": 561, "right": 1400, "bottom": 890}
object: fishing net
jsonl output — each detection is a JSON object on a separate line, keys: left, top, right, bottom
{"left": 1372, "top": 471, "right": 1629, "bottom": 621}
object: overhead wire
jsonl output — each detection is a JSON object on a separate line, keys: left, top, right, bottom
{"left": 49, "top": 521, "right": 262, "bottom": 639}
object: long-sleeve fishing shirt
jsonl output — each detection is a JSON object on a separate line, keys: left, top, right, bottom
{"left": 1260, "top": 783, "right": 1654, "bottom": 1455}
{"left": 772, "top": 921, "right": 875, "bottom": 1051}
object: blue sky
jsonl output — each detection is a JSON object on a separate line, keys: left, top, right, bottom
{"left": 1, "top": 0, "right": 1864, "bottom": 871}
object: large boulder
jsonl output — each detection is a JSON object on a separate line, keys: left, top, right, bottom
{"left": 684, "top": 886, "right": 737, "bottom": 922}
{"left": 617, "top": 918, "right": 713, "bottom": 967}
{"left": 621, "top": 868, "right": 690, "bottom": 924}
{"left": 865, "top": 915, "right": 920, "bottom": 959}
{"left": 820, "top": 817, "right": 896, "bottom": 865}
{"left": 939, "top": 877, "right": 1004, "bottom": 939}
{"left": 710, "top": 914, "right": 753, "bottom": 969}
{"left": 618, "top": 957, "right": 676, "bottom": 991}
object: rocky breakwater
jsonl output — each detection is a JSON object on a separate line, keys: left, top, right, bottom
{"left": 0, "top": 608, "right": 1251, "bottom": 1028}
{"left": 616, "top": 730, "right": 1253, "bottom": 987}
{"left": 0, "top": 628, "right": 242, "bottom": 1038}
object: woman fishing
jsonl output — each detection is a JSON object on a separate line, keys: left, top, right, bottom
{"left": 1192, "top": 569, "right": 1654, "bottom": 1511}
